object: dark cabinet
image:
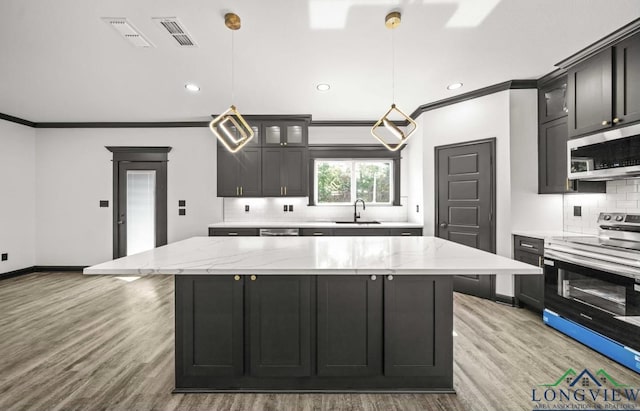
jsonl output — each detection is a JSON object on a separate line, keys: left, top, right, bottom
{"left": 248, "top": 275, "right": 312, "bottom": 377}
{"left": 316, "top": 276, "right": 382, "bottom": 376}
{"left": 300, "top": 227, "right": 423, "bottom": 236}
{"left": 334, "top": 228, "right": 390, "bottom": 236}
{"left": 384, "top": 275, "right": 453, "bottom": 378}
{"left": 513, "top": 235, "right": 544, "bottom": 313}
{"left": 538, "top": 78, "right": 606, "bottom": 194}
{"left": 388, "top": 228, "right": 423, "bottom": 236}
{"left": 175, "top": 276, "right": 244, "bottom": 382}
{"left": 261, "top": 147, "right": 308, "bottom": 197}
{"left": 263, "top": 122, "right": 308, "bottom": 147}
{"left": 566, "top": 32, "right": 640, "bottom": 138}
{"left": 217, "top": 147, "right": 262, "bottom": 197}
{"left": 209, "top": 228, "right": 259, "bottom": 236}
{"left": 300, "top": 228, "right": 334, "bottom": 236}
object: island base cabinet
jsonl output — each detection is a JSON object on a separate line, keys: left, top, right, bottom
{"left": 174, "top": 275, "right": 454, "bottom": 392}
{"left": 384, "top": 276, "right": 453, "bottom": 380}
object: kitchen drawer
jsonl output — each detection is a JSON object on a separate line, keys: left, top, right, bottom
{"left": 209, "top": 228, "right": 260, "bottom": 236}
{"left": 389, "top": 228, "right": 423, "bottom": 236}
{"left": 300, "top": 228, "right": 334, "bottom": 236}
{"left": 514, "top": 235, "right": 543, "bottom": 255}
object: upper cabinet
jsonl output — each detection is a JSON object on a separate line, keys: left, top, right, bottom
{"left": 538, "top": 77, "right": 568, "bottom": 123}
{"left": 217, "top": 147, "right": 262, "bottom": 197}
{"left": 567, "top": 32, "right": 640, "bottom": 138}
{"left": 263, "top": 122, "right": 308, "bottom": 147}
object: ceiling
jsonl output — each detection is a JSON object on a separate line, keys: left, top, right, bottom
{"left": 1, "top": 0, "right": 638, "bottom": 123}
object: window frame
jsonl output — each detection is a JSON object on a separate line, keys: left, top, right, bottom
{"left": 307, "top": 145, "right": 401, "bottom": 206}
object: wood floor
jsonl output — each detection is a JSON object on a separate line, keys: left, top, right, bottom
{"left": 0, "top": 272, "right": 637, "bottom": 411}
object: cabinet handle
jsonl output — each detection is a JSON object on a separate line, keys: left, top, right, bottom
{"left": 280, "top": 186, "right": 283, "bottom": 196}
{"left": 371, "top": 275, "right": 377, "bottom": 281}
{"left": 234, "top": 275, "right": 241, "bottom": 281}
{"left": 240, "top": 186, "right": 243, "bottom": 196}
{"left": 250, "top": 275, "right": 257, "bottom": 281}
{"left": 538, "top": 256, "right": 543, "bottom": 267}
{"left": 566, "top": 179, "right": 571, "bottom": 191}
{"left": 602, "top": 120, "right": 611, "bottom": 126}
{"left": 520, "top": 243, "right": 534, "bottom": 249}
{"left": 228, "top": 232, "right": 238, "bottom": 236}
{"left": 236, "top": 187, "right": 239, "bottom": 196}
{"left": 313, "top": 232, "right": 324, "bottom": 236}
{"left": 284, "top": 186, "right": 287, "bottom": 196}
{"left": 387, "top": 275, "right": 393, "bottom": 281}
{"left": 613, "top": 117, "right": 621, "bottom": 124}
{"left": 284, "top": 142, "right": 288, "bottom": 146}
{"left": 401, "top": 232, "right": 412, "bottom": 236}
{"left": 280, "top": 143, "right": 284, "bottom": 146}
{"left": 580, "top": 313, "right": 593, "bottom": 321}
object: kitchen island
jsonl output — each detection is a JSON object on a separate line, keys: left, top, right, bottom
{"left": 84, "top": 236, "right": 541, "bottom": 393}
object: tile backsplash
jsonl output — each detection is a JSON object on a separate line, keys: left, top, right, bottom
{"left": 223, "top": 197, "right": 408, "bottom": 223}
{"left": 563, "top": 178, "right": 640, "bottom": 234}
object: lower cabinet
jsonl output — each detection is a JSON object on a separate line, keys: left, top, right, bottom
{"left": 175, "top": 274, "right": 453, "bottom": 390}
{"left": 513, "top": 235, "right": 545, "bottom": 313}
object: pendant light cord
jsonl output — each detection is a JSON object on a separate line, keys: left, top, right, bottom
{"left": 231, "top": 30, "right": 235, "bottom": 106}
{"left": 391, "top": 27, "right": 395, "bottom": 104}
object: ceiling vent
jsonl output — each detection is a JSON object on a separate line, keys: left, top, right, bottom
{"left": 153, "top": 17, "right": 197, "bottom": 47}
{"left": 102, "top": 17, "right": 154, "bottom": 48}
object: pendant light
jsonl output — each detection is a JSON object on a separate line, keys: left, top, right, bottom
{"left": 370, "top": 12, "right": 418, "bottom": 152}
{"left": 209, "top": 13, "right": 254, "bottom": 153}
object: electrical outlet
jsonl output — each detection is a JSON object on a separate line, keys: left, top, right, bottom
{"left": 573, "top": 206, "right": 582, "bottom": 217}
{"left": 99, "top": 200, "right": 109, "bottom": 208}
{"left": 245, "top": 205, "right": 250, "bottom": 212}
{"left": 179, "top": 200, "right": 186, "bottom": 207}
{"left": 179, "top": 209, "right": 186, "bottom": 216}
{"left": 283, "top": 205, "right": 288, "bottom": 212}
{"left": 288, "top": 205, "right": 293, "bottom": 212}
{"left": 1, "top": 253, "right": 7, "bottom": 261}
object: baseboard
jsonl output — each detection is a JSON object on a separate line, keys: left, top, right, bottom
{"left": 35, "top": 266, "right": 87, "bottom": 272}
{"left": 0, "top": 265, "right": 87, "bottom": 281}
{"left": 0, "top": 266, "right": 37, "bottom": 281}
{"left": 494, "top": 293, "right": 516, "bottom": 306}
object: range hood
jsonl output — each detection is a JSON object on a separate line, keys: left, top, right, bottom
{"left": 568, "top": 122, "right": 640, "bottom": 181}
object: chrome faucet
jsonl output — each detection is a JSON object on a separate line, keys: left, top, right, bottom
{"left": 353, "top": 199, "right": 366, "bottom": 222}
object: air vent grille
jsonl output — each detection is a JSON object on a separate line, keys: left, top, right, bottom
{"left": 153, "top": 17, "right": 197, "bottom": 47}
{"left": 102, "top": 17, "right": 154, "bottom": 48}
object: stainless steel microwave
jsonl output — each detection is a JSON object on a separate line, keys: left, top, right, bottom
{"left": 568, "top": 122, "right": 640, "bottom": 180}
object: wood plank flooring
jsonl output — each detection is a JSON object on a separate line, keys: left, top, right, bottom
{"left": 0, "top": 272, "right": 637, "bottom": 411}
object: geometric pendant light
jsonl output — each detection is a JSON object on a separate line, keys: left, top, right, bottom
{"left": 370, "top": 12, "right": 418, "bottom": 152}
{"left": 209, "top": 13, "right": 255, "bottom": 153}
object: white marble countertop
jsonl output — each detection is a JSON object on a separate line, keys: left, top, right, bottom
{"left": 84, "top": 236, "right": 541, "bottom": 276}
{"left": 512, "top": 230, "right": 592, "bottom": 240}
{"left": 209, "top": 221, "right": 423, "bottom": 229}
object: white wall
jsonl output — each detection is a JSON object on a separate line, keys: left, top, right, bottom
{"left": 509, "top": 90, "right": 563, "bottom": 234}
{"left": 405, "top": 116, "right": 424, "bottom": 224}
{"left": 0, "top": 119, "right": 36, "bottom": 274}
{"left": 35, "top": 128, "right": 222, "bottom": 266}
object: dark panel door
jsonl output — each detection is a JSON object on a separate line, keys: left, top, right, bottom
{"left": 384, "top": 276, "right": 453, "bottom": 378}
{"left": 261, "top": 148, "right": 283, "bottom": 197}
{"left": 538, "top": 117, "right": 570, "bottom": 194}
{"left": 436, "top": 140, "right": 495, "bottom": 299}
{"left": 237, "top": 148, "right": 262, "bottom": 197}
{"left": 248, "top": 276, "right": 312, "bottom": 377}
{"left": 538, "top": 77, "right": 568, "bottom": 123}
{"left": 615, "top": 33, "right": 640, "bottom": 125}
{"left": 567, "top": 49, "right": 613, "bottom": 138}
{"left": 282, "top": 148, "right": 307, "bottom": 196}
{"left": 116, "top": 161, "right": 167, "bottom": 258}
{"left": 217, "top": 149, "right": 239, "bottom": 197}
{"left": 317, "top": 276, "right": 382, "bottom": 377}
{"left": 175, "top": 276, "right": 244, "bottom": 381}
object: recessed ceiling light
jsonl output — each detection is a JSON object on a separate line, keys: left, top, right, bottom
{"left": 185, "top": 83, "right": 200, "bottom": 92}
{"left": 447, "top": 82, "right": 463, "bottom": 90}
{"left": 316, "top": 83, "right": 330, "bottom": 92}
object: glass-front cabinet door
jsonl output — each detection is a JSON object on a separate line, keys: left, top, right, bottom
{"left": 262, "top": 122, "right": 308, "bottom": 146}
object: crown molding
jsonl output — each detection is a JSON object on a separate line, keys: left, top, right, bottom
{"left": 0, "top": 112, "right": 36, "bottom": 128}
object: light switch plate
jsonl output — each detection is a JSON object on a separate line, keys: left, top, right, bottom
{"left": 573, "top": 206, "right": 582, "bottom": 217}
{"left": 1, "top": 253, "right": 7, "bottom": 261}
{"left": 179, "top": 209, "right": 186, "bottom": 216}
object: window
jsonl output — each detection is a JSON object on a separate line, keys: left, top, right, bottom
{"left": 314, "top": 159, "right": 393, "bottom": 205}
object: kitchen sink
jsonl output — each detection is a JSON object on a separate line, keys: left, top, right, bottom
{"left": 334, "top": 221, "right": 380, "bottom": 224}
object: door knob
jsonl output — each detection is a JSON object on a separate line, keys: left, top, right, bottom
{"left": 117, "top": 220, "right": 125, "bottom": 225}
{"left": 439, "top": 222, "right": 448, "bottom": 228}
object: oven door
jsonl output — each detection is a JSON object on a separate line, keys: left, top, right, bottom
{"left": 544, "top": 254, "right": 640, "bottom": 350}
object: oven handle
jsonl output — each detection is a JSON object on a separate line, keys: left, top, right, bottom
{"left": 544, "top": 249, "right": 640, "bottom": 280}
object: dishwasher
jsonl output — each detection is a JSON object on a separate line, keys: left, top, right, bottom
{"left": 259, "top": 228, "right": 300, "bottom": 236}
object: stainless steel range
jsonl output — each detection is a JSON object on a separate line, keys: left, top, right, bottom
{"left": 543, "top": 213, "right": 640, "bottom": 373}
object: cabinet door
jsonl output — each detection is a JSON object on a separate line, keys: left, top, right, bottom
{"left": 567, "top": 49, "right": 613, "bottom": 138}
{"left": 248, "top": 276, "right": 312, "bottom": 377}
{"left": 388, "top": 228, "right": 423, "bottom": 236}
{"left": 282, "top": 148, "right": 307, "bottom": 196}
{"left": 209, "top": 228, "right": 259, "bottom": 236}
{"left": 175, "top": 276, "right": 244, "bottom": 380}
{"left": 317, "top": 276, "right": 382, "bottom": 376}
{"left": 263, "top": 123, "right": 284, "bottom": 146}
{"left": 299, "top": 228, "right": 334, "bottom": 236}
{"left": 283, "top": 123, "right": 308, "bottom": 146}
{"left": 514, "top": 249, "right": 544, "bottom": 312}
{"left": 615, "top": 33, "right": 640, "bottom": 125}
{"left": 333, "top": 228, "right": 390, "bottom": 236}
{"left": 261, "top": 148, "right": 284, "bottom": 196}
{"left": 384, "top": 276, "right": 453, "bottom": 377}
{"left": 539, "top": 77, "right": 568, "bottom": 123}
{"left": 217, "top": 149, "right": 240, "bottom": 197}
{"left": 237, "top": 148, "right": 262, "bottom": 197}
{"left": 538, "top": 117, "right": 570, "bottom": 194}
